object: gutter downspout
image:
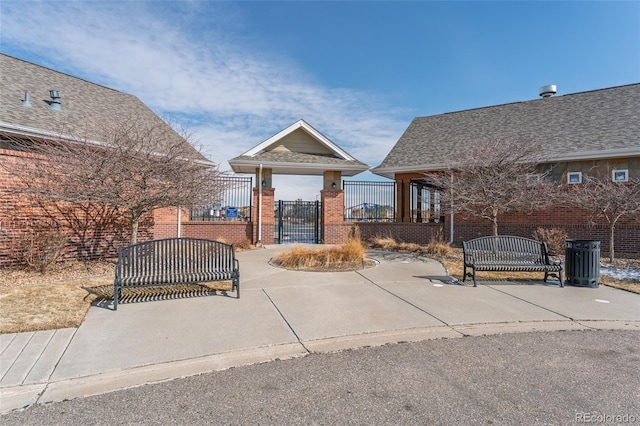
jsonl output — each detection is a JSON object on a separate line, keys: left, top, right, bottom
{"left": 448, "top": 170, "right": 454, "bottom": 245}
{"left": 257, "top": 164, "right": 263, "bottom": 246}
{"left": 177, "top": 206, "right": 182, "bottom": 238}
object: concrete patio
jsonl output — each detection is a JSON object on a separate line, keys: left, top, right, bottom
{"left": 2, "top": 245, "right": 639, "bottom": 414}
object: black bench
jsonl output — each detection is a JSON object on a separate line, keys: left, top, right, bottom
{"left": 114, "top": 238, "right": 240, "bottom": 310}
{"left": 463, "top": 235, "right": 563, "bottom": 287}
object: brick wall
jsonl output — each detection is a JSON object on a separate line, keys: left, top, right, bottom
{"left": 153, "top": 207, "right": 188, "bottom": 239}
{"left": 1, "top": 149, "right": 150, "bottom": 266}
{"left": 447, "top": 208, "right": 639, "bottom": 256}
{"left": 356, "top": 222, "right": 445, "bottom": 245}
{"left": 323, "top": 224, "right": 352, "bottom": 244}
{"left": 182, "top": 221, "right": 253, "bottom": 244}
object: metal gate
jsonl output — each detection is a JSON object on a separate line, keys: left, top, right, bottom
{"left": 274, "top": 200, "right": 321, "bottom": 244}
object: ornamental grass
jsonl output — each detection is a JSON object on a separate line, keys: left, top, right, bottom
{"left": 272, "top": 238, "right": 368, "bottom": 271}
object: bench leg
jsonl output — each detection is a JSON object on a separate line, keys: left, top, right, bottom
{"left": 545, "top": 270, "right": 564, "bottom": 287}
{"left": 559, "top": 267, "right": 564, "bottom": 288}
{"left": 463, "top": 264, "right": 477, "bottom": 286}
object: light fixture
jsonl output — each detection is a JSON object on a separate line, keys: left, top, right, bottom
{"left": 262, "top": 179, "right": 266, "bottom": 187}
{"left": 331, "top": 182, "right": 336, "bottom": 189}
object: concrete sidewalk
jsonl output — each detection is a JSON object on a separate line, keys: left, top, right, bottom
{"left": 2, "top": 245, "right": 639, "bottom": 414}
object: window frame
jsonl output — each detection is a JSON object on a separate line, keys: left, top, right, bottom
{"left": 567, "top": 171, "right": 583, "bottom": 184}
{"left": 612, "top": 169, "right": 629, "bottom": 183}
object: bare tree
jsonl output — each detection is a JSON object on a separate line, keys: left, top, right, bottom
{"left": 3, "top": 114, "right": 226, "bottom": 245}
{"left": 566, "top": 176, "right": 640, "bottom": 262}
{"left": 429, "top": 138, "right": 552, "bottom": 236}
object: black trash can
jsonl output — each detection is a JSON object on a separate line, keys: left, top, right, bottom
{"left": 565, "top": 240, "right": 600, "bottom": 288}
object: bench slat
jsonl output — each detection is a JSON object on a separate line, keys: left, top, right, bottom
{"left": 463, "top": 236, "right": 563, "bottom": 288}
{"left": 114, "top": 238, "right": 240, "bottom": 310}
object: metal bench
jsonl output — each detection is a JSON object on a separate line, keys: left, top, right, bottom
{"left": 114, "top": 238, "right": 240, "bottom": 310}
{"left": 463, "top": 235, "right": 563, "bottom": 287}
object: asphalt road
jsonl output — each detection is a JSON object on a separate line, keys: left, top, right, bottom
{"left": 2, "top": 329, "right": 638, "bottom": 425}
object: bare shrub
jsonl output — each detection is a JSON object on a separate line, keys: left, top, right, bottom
{"left": 430, "top": 137, "right": 553, "bottom": 236}
{"left": 565, "top": 176, "right": 640, "bottom": 261}
{"left": 234, "top": 238, "right": 253, "bottom": 250}
{"left": 3, "top": 115, "right": 226, "bottom": 245}
{"left": 13, "top": 226, "right": 68, "bottom": 273}
{"left": 532, "top": 227, "right": 569, "bottom": 255}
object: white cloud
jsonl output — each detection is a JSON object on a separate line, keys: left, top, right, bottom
{"left": 1, "top": 1, "right": 406, "bottom": 199}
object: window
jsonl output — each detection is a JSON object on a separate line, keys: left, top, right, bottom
{"left": 612, "top": 169, "right": 628, "bottom": 183}
{"left": 567, "top": 172, "right": 582, "bottom": 184}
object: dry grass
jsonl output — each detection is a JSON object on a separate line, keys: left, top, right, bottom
{"left": 272, "top": 238, "right": 372, "bottom": 272}
{"left": 0, "top": 252, "right": 241, "bottom": 334}
{"left": 600, "top": 277, "right": 640, "bottom": 294}
{"left": 370, "top": 236, "right": 453, "bottom": 256}
{"left": 0, "top": 273, "right": 112, "bottom": 333}
{"left": 424, "top": 241, "right": 454, "bottom": 256}
{"left": 370, "top": 236, "right": 397, "bottom": 251}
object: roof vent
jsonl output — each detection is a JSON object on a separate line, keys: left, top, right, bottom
{"left": 49, "top": 90, "right": 62, "bottom": 111}
{"left": 539, "top": 84, "right": 557, "bottom": 98}
{"left": 22, "top": 91, "right": 33, "bottom": 108}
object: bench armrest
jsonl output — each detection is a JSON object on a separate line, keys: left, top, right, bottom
{"left": 462, "top": 246, "right": 475, "bottom": 265}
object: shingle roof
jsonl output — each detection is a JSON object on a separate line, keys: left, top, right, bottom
{"left": 229, "top": 119, "right": 369, "bottom": 176}
{"left": 234, "top": 151, "right": 369, "bottom": 166}
{"left": 0, "top": 53, "right": 209, "bottom": 163}
{"left": 372, "top": 84, "right": 640, "bottom": 177}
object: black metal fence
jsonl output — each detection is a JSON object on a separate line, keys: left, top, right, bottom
{"left": 190, "top": 176, "right": 253, "bottom": 221}
{"left": 343, "top": 180, "right": 395, "bottom": 222}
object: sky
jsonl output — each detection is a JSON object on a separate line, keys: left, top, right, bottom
{"left": 1, "top": 1, "right": 639, "bottom": 200}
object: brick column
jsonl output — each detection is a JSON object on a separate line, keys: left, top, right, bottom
{"left": 321, "top": 188, "right": 350, "bottom": 244}
{"left": 253, "top": 187, "right": 274, "bottom": 245}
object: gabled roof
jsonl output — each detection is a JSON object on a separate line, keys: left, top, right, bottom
{"left": 372, "top": 84, "right": 640, "bottom": 178}
{"left": 0, "top": 53, "right": 210, "bottom": 164}
{"left": 229, "top": 119, "right": 369, "bottom": 176}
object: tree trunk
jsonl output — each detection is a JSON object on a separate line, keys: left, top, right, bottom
{"left": 609, "top": 223, "right": 615, "bottom": 262}
{"left": 131, "top": 216, "right": 139, "bottom": 245}
{"left": 492, "top": 217, "right": 499, "bottom": 236}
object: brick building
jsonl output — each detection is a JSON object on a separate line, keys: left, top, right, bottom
{"left": 0, "top": 54, "right": 214, "bottom": 265}
{"left": 371, "top": 84, "right": 640, "bottom": 255}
